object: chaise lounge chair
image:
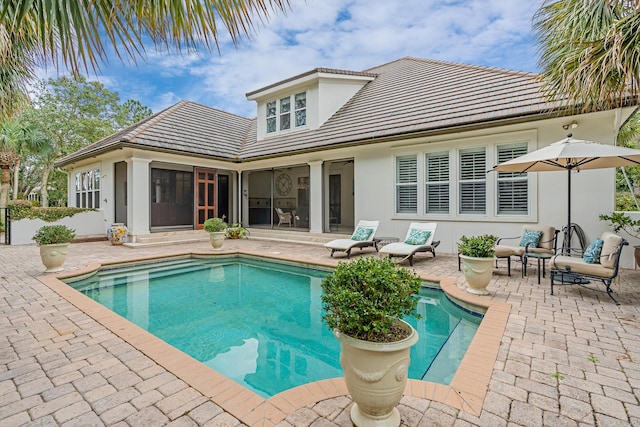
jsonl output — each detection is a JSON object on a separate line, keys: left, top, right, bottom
{"left": 324, "top": 220, "right": 379, "bottom": 258}
{"left": 379, "top": 222, "right": 439, "bottom": 266}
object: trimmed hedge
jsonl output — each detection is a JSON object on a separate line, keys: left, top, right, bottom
{"left": 7, "top": 200, "right": 95, "bottom": 222}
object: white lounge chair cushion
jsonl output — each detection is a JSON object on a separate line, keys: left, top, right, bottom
{"left": 550, "top": 255, "right": 615, "bottom": 278}
{"left": 380, "top": 242, "right": 431, "bottom": 256}
{"left": 600, "top": 231, "right": 623, "bottom": 268}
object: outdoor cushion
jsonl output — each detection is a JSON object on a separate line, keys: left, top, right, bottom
{"left": 351, "top": 226, "right": 374, "bottom": 241}
{"left": 550, "top": 255, "right": 616, "bottom": 278}
{"left": 519, "top": 229, "right": 543, "bottom": 247}
{"left": 404, "top": 229, "right": 431, "bottom": 245}
{"left": 600, "top": 231, "right": 623, "bottom": 268}
{"left": 583, "top": 238, "right": 603, "bottom": 264}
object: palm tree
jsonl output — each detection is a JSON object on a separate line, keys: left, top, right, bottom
{"left": 0, "top": 121, "right": 32, "bottom": 215}
{"left": 0, "top": 0, "right": 290, "bottom": 121}
{"left": 534, "top": 0, "right": 640, "bottom": 111}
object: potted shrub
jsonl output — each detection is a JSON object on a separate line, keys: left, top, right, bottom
{"left": 321, "top": 257, "right": 422, "bottom": 427}
{"left": 458, "top": 234, "right": 498, "bottom": 295}
{"left": 600, "top": 212, "right": 640, "bottom": 267}
{"left": 203, "top": 217, "right": 228, "bottom": 249}
{"left": 32, "top": 225, "right": 76, "bottom": 272}
{"left": 226, "top": 223, "right": 248, "bottom": 239}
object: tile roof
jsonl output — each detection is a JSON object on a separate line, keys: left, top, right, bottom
{"left": 57, "top": 57, "right": 567, "bottom": 167}
{"left": 56, "top": 101, "right": 253, "bottom": 166}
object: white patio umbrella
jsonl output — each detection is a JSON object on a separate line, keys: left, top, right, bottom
{"left": 492, "top": 134, "right": 640, "bottom": 250}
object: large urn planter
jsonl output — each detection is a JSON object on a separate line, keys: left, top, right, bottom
{"left": 336, "top": 320, "right": 418, "bottom": 427}
{"left": 203, "top": 217, "right": 229, "bottom": 250}
{"left": 458, "top": 234, "right": 498, "bottom": 296}
{"left": 459, "top": 255, "right": 494, "bottom": 295}
{"left": 208, "top": 231, "right": 226, "bottom": 250}
{"left": 321, "top": 257, "right": 423, "bottom": 427}
{"left": 39, "top": 243, "right": 70, "bottom": 273}
{"left": 32, "top": 225, "right": 76, "bottom": 273}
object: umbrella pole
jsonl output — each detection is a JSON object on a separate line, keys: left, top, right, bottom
{"left": 563, "top": 169, "right": 572, "bottom": 255}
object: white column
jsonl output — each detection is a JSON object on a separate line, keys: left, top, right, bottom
{"left": 126, "top": 158, "right": 151, "bottom": 240}
{"left": 308, "top": 160, "right": 323, "bottom": 233}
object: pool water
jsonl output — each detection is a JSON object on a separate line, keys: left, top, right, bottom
{"left": 65, "top": 256, "right": 481, "bottom": 398}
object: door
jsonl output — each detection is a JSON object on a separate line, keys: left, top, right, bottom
{"left": 217, "top": 175, "right": 229, "bottom": 223}
{"left": 329, "top": 174, "right": 341, "bottom": 231}
{"left": 114, "top": 161, "right": 127, "bottom": 224}
{"left": 195, "top": 168, "right": 217, "bottom": 229}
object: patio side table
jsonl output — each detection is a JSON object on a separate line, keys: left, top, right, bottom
{"left": 523, "top": 252, "right": 553, "bottom": 284}
{"left": 373, "top": 237, "right": 399, "bottom": 251}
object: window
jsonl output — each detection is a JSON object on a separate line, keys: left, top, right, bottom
{"left": 75, "top": 168, "right": 100, "bottom": 209}
{"left": 279, "top": 97, "right": 291, "bottom": 130}
{"left": 266, "top": 91, "right": 306, "bottom": 134}
{"left": 396, "top": 155, "right": 417, "bottom": 213}
{"left": 295, "top": 92, "right": 306, "bottom": 126}
{"left": 425, "top": 152, "right": 449, "bottom": 214}
{"left": 459, "top": 148, "right": 486, "bottom": 214}
{"left": 266, "top": 101, "right": 276, "bottom": 133}
{"left": 496, "top": 143, "right": 528, "bottom": 214}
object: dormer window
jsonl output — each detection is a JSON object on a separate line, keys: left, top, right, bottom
{"left": 266, "top": 91, "right": 306, "bottom": 134}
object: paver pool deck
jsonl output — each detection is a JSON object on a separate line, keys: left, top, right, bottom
{"left": 1, "top": 238, "right": 640, "bottom": 426}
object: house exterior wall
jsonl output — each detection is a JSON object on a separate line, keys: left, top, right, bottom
{"left": 63, "top": 107, "right": 637, "bottom": 268}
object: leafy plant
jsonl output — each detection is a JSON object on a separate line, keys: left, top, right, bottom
{"left": 321, "top": 257, "right": 422, "bottom": 343}
{"left": 458, "top": 234, "right": 498, "bottom": 258}
{"left": 599, "top": 212, "right": 640, "bottom": 239}
{"left": 8, "top": 200, "right": 93, "bottom": 222}
{"left": 226, "top": 223, "right": 248, "bottom": 239}
{"left": 32, "top": 225, "right": 76, "bottom": 245}
{"left": 587, "top": 354, "right": 599, "bottom": 364}
{"left": 203, "top": 217, "right": 228, "bottom": 232}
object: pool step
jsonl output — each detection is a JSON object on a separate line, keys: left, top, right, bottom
{"left": 123, "top": 228, "right": 350, "bottom": 248}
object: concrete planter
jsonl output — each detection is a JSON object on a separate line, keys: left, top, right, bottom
{"left": 39, "top": 243, "right": 69, "bottom": 273}
{"left": 335, "top": 319, "right": 418, "bottom": 427}
{"left": 460, "top": 255, "right": 494, "bottom": 295}
{"left": 208, "top": 231, "right": 226, "bottom": 250}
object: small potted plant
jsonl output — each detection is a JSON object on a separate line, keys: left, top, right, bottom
{"left": 32, "top": 225, "right": 76, "bottom": 272}
{"left": 600, "top": 212, "right": 640, "bottom": 267}
{"left": 203, "top": 217, "right": 228, "bottom": 249}
{"left": 458, "top": 234, "right": 498, "bottom": 295}
{"left": 226, "top": 223, "right": 248, "bottom": 239}
{"left": 321, "top": 257, "right": 422, "bottom": 427}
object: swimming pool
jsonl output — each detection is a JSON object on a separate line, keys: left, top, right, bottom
{"left": 64, "top": 255, "right": 482, "bottom": 398}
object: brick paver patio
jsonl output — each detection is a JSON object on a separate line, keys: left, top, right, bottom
{"left": 1, "top": 238, "right": 639, "bottom": 426}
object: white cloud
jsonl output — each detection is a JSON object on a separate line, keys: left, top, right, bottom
{"left": 97, "top": 0, "right": 544, "bottom": 117}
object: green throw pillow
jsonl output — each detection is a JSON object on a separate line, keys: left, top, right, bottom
{"left": 404, "top": 229, "right": 431, "bottom": 246}
{"left": 519, "top": 229, "right": 543, "bottom": 247}
{"left": 351, "top": 226, "right": 373, "bottom": 241}
{"left": 583, "top": 238, "right": 604, "bottom": 264}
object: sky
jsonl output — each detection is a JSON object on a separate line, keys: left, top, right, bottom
{"left": 42, "top": 0, "right": 544, "bottom": 118}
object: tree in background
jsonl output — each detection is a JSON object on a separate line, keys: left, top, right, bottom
{"left": 0, "top": 0, "right": 290, "bottom": 121}
{"left": 0, "top": 120, "right": 44, "bottom": 224}
{"left": 535, "top": 0, "right": 640, "bottom": 210}
{"left": 616, "top": 110, "right": 640, "bottom": 210}
{"left": 20, "top": 76, "right": 152, "bottom": 207}
{"left": 534, "top": 0, "right": 640, "bottom": 112}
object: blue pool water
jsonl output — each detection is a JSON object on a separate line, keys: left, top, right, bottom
{"left": 65, "top": 256, "right": 481, "bottom": 398}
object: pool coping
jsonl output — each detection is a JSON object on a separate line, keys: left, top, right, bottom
{"left": 38, "top": 249, "right": 510, "bottom": 426}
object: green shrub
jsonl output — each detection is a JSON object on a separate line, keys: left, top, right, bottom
{"left": 226, "top": 223, "right": 248, "bottom": 239}
{"left": 203, "top": 217, "right": 228, "bottom": 232}
{"left": 599, "top": 212, "right": 640, "bottom": 239}
{"left": 321, "top": 257, "right": 422, "bottom": 342}
{"left": 8, "top": 200, "right": 94, "bottom": 222}
{"left": 458, "top": 234, "right": 498, "bottom": 258}
{"left": 32, "top": 225, "right": 76, "bottom": 245}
